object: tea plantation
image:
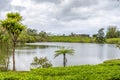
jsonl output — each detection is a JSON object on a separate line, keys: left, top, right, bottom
{"left": 0, "top": 59, "right": 120, "bottom": 80}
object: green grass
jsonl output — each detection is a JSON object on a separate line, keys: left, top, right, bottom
{"left": 48, "top": 36, "right": 120, "bottom": 44}
{"left": 102, "top": 59, "right": 120, "bottom": 66}
{"left": 0, "top": 59, "right": 120, "bottom": 79}
{"left": 48, "top": 36, "right": 95, "bottom": 43}
{"left": 106, "top": 38, "right": 120, "bottom": 44}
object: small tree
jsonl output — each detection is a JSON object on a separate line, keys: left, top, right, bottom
{"left": 31, "top": 56, "right": 52, "bottom": 68}
{"left": 96, "top": 28, "right": 105, "bottom": 43}
{"left": 54, "top": 47, "right": 74, "bottom": 67}
{"left": 0, "top": 12, "right": 26, "bottom": 71}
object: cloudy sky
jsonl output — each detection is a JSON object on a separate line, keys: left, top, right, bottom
{"left": 0, "top": 0, "right": 120, "bottom": 35}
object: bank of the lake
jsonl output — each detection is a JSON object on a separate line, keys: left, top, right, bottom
{"left": 48, "top": 36, "right": 95, "bottom": 43}
{"left": 1, "top": 59, "right": 120, "bottom": 80}
{"left": 48, "top": 36, "right": 120, "bottom": 44}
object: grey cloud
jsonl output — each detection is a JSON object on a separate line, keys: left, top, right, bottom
{"left": 53, "top": 0, "right": 101, "bottom": 21}
{"left": 70, "top": 0, "right": 99, "bottom": 7}
{"left": 54, "top": 0, "right": 120, "bottom": 21}
{"left": 56, "top": 11, "right": 93, "bottom": 21}
{"left": 102, "top": 1, "right": 120, "bottom": 10}
{"left": 31, "top": 0, "right": 61, "bottom": 4}
{"left": 0, "top": 0, "right": 12, "bottom": 11}
{"left": 13, "top": 6, "right": 26, "bottom": 11}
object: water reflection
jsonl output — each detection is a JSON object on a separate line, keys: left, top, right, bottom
{"left": 7, "top": 42, "right": 120, "bottom": 71}
{"left": 0, "top": 42, "right": 11, "bottom": 70}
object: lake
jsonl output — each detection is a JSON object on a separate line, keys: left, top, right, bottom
{"left": 8, "top": 42, "right": 120, "bottom": 71}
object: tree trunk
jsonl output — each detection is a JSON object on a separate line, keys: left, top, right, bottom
{"left": 63, "top": 54, "right": 66, "bottom": 67}
{"left": 13, "top": 42, "right": 16, "bottom": 71}
{"left": 6, "top": 45, "right": 9, "bottom": 70}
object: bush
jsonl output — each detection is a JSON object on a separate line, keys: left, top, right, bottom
{"left": 31, "top": 56, "right": 52, "bottom": 69}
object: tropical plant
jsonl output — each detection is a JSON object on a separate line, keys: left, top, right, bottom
{"left": 54, "top": 47, "right": 74, "bottom": 67}
{"left": 0, "top": 12, "right": 26, "bottom": 71}
{"left": 31, "top": 56, "right": 52, "bottom": 68}
{"left": 96, "top": 28, "right": 105, "bottom": 43}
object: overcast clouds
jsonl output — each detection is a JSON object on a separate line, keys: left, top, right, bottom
{"left": 0, "top": 0, "right": 120, "bottom": 35}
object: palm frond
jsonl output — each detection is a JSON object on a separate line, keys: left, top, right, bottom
{"left": 54, "top": 48, "right": 74, "bottom": 58}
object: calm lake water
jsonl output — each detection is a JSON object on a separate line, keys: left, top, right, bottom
{"left": 8, "top": 42, "right": 120, "bottom": 71}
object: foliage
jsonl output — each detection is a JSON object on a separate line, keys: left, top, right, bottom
{"left": 117, "top": 41, "right": 120, "bottom": 49}
{"left": 18, "top": 30, "right": 36, "bottom": 43}
{"left": 102, "top": 59, "right": 120, "bottom": 66}
{"left": 106, "top": 26, "right": 120, "bottom": 38}
{"left": 55, "top": 47, "right": 74, "bottom": 67}
{"left": 39, "top": 31, "right": 49, "bottom": 41}
{"left": 0, "top": 27, "right": 11, "bottom": 71}
{"left": 106, "top": 38, "right": 120, "bottom": 44}
{"left": 27, "top": 28, "right": 37, "bottom": 36}
{"left": 1, "top": 13, "right": 25, "bottom": 41}
{"left": 31, "top": 56, "right": 52, "bottom": 68}
{"left": 0, "top": 60, "right": 120, "bottom": 79}
{"left": 96, "top": 28, "right": 105, "bottom": 43}
{"left": 0, "top": 12, "right": 26, "bottom": 71}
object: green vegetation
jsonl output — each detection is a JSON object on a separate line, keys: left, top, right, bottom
{"left": 31, "top": 57, "right": 52, "bottom": 68}
{"left": 95, "top": 28, "right": 105, "bottom": 43}
{"left": 0, "top": 59, "right": 120, "bottom": 79}
{"left": 48, "top": 36, "right": 94, "bottom": 43}
{"left": 0, "top": 12, "right": 26, "bottom": 71}
{"left": 106, "top": 38, "right": 120, "bottom": 44}
{"left": 55, "top": 47, "right": 74, "bottom": 67}
{"left": 106, "top": 26, "right": 120, "bottom": 38}
{"left": 102, "top": 59, "right": 120, "bottom": 66}
{"left": 117, "top": 41, "right": 120, "bottom": 48}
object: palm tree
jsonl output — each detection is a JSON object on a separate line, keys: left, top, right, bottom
{"left": 54, "top": 47, "right": 74, "bottom": 67}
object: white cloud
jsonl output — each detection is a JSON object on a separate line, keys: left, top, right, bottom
{"left": 0, "top": 0, "right": 120, "bottom": 35}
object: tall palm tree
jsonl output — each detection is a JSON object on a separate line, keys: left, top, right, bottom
{"left": 54, "top": 47, "right": 74, "bottom": 67}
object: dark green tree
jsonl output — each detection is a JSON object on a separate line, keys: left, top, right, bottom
{"left": 0, "top": 12, "right": 26, "bottom": 71}
{"left": 27, "top": 28, "right": 37, "bottom": 36}
{"left": 96, "top": 28, "right": 105, "bottom": 43}
{"left": 106, "top": 26, "right": 120, "bottom": 38}
{"left": 39, "top": 31, "right": 49, "bottom": 41}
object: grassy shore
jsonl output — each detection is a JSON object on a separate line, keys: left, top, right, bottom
{"left": 0, "top": 59, "right": 120, "bottom": 80}
{"left": 48, "top": 36, "right": 95, "bottom": 43}
{"left": 48, "top": 36, "right": 120, "bottom": 44}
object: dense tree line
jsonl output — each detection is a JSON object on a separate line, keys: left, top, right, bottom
{"left": 106, "top": 26, "right": 120, "bottom": 38}
{"left": 95, "top": 26, "right": 120, "bottom": 43}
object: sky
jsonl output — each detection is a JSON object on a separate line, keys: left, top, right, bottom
{"left": 0, "top": 0, "right": 120, "bottom": 35}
